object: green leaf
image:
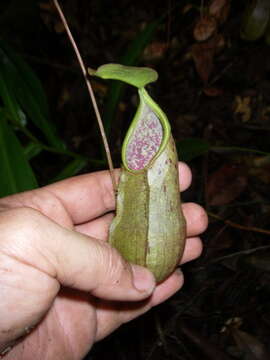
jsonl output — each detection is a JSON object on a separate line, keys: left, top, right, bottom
{"left": 24, "top": 142, "right": 43, "bottom": 160}
{"left": 0, "top": 111, "right": 38, "bottom": 197}
{"left": 241, "top": 0, "right": 270, "bottom": 41}
{"left": 0, "top": 40, "right": 64, "bottom": 149}
{"left": 51, "top": 158, "right": 88, "bottom": 183}
{"left": 265, "top": 15, "right": 270, "bottom": 45}
{"left": 177, "top": 138, "right": 210, "bottom": 162}
{"left": 211, "top": 145, "right": 269, "bottom": 156}
{"left": 0, "top": 70, "right": 25, "bottom": 126}
{"left": 90, "top": 64, "right": 158, "bottom": 89}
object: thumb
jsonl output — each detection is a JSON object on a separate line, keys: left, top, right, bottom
{"left": 1, "top": 207, "right": 156, "bottom": 301}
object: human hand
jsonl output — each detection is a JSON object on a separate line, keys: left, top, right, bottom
{"left": 0, "top": 163, "right": 207, "bottom": 360}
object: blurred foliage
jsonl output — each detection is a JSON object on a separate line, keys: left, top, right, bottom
{"left": 241, "top": 0, "right": 270, "bottom": 43}
{"left": 0, "top": 38, "right": 88, "bottom": 196}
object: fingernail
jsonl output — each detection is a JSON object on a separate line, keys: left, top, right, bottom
{"left": 132, "top": 265, "right": 156, "bottom": 294}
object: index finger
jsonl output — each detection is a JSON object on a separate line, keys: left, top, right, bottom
{"left": 44, "top": 162, "right": 192, "bottom": 225}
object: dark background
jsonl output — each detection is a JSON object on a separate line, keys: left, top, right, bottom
{"left": 1, "top": 0, "right": 270, "bottom": 359}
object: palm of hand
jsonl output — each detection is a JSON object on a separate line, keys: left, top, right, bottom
{"left": 12, "top": 212, "right": 152, "bottom": 360}
{"left": 1, "top": 166, "right": 207, "bottom": 360}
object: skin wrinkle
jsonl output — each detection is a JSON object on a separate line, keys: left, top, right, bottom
{"left": 0, "top": 188, "right": 72, "bottom": 230}
{"left": 61, "top": 258, "right": 90, "bottom": 289}
{"left": 97, "top": 175, "right": 117, "bottom": 217}
{"left": 32, "top": 189, "right": 73, "bottom": 229}
{"left": 0, "top": 277, "right": 53, "bottom": 352}
{"left": 94, "top": 299, "right": 126, "bottom": 339}
{"left": 9, "top": 308, "right": 65, "bottom": 360}
{"left": 57, "top": 235, "right": 108, "bottom": 291}
{"left": 0, "top": 241, "right": 38, "bottom": 277}
{"left": 50, "top": 228, "right": 74, "bottom": 286}
{"left": 75, "top": 212, "right": 114, "bottom": 240}
{"left": 31, "top": 314, "right": 48, "bottom": 360}
{"left": 94, "top": 241, "right": 119, "bottom": 289}
{"left": 0, "top": 209, "right": 58, "bottom": 280}
{"left": 62, "top": 235, "right": 99, "bottom": 289}
{"left": 50, "top": 172, "right": 118, "bottom": 225}
{"left": 33, "top": 243, "right": 58, "bottom": 281}
{"left": 0, "top": 165, "right": 206, "bottom": 359}
{"left": 24, "top": 189, "right": 73, "bottom": 230}
{"left": 29, "top": 316, "right": 47, "bottom": 360}
{"left": 57, "top": 290, "right": 98, "bottom": 358}
{"left": 85, "top": 171, "right": 118, "bottom": 220}
{"left": 1, "top": 323, "right": 36, "bottom": 357}
{"left": 0, "top": 194, "right": 25, "bottom": 212}
{"left": 0, "top": 253, "right": 57, "bottom": 308}
{"left": 20, "top": 213, "right": 58, "bottom": 277}
{"left": 54, "top": 304, "right": 76, "bottom": 360}
{"left": 91, "top": 240, "right": 131, "bottom": 295}
{"left": 0, "top": 269, "right": 37, "bottom": 295}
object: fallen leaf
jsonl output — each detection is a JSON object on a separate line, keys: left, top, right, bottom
{"left": 203, "top": 86, "right": 224, "bottom": 96}
{"left": 58, "top": 88, "right": 70, "bottom": 109}
{"left": 207, "top": 164, "right": 247, "bottom": 206}
{"left": 39, "top": 1, "right": 55, "bottom": 11}
{"left": 182, "top": 4, "right": 194, "bottom": 14}
{"left": 261, "top": 105, "right": 270, "bottom": 122}
{"left": 54, "top": 21, "right": 66, "bottom": 34}
{"left": 191, "top": 35, "right": 222, "bottom": 84}
{"left": 210, "top": 0, "right": 231, "bottom": 24}
{"left": 221, "top": 317, "right": 242, "bottom": 333}
{"left": 241, "top": 252, "right": 270, "bottom": 272}
{"left": 231, "top": 328, "right": 270, "bottom": 360}
{"left": 191, "top": 44, "right": 214, "bottom": 84}
{"left": 241, "top": 0, "right": 270, "bottom": 41}
{"left": 249, "top": 156, "right": 270, "bottom": 184}
{"left": 193, "top": 15, "right": 217, "bottom": 42}
{"left": 179, "top": 322, "right": 234, "bottom": 360}
{"left": 233, "top": 96, "right": 252, "bottom": 122}
{"left": 143, "top": 41, "right": 168, "bottom": 61}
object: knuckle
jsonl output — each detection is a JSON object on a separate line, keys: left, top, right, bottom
{"left": 95, "top": 171, "right": 119, "bottom": 212}
{"left": 0, "top": 206, "right": 39, "bottom": 227}
{"left": 0, "top": 207, "right": 42, "bottom": 252}
{"left": 23, "top": 189, "right": 66, "bottom": 220}
{"left": 0, "top": 188, "right": 68, "bottom": 227}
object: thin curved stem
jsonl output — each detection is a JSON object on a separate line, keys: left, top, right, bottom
{"left": 53, "top": 0, "right": 117, "bottom": 193}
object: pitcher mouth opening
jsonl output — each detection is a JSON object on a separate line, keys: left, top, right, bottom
{"left": 125, "top": 102, "right": 163, "bottom": 171}
{"left": 122, "top": 88, "right": 171, "bottom": 173}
